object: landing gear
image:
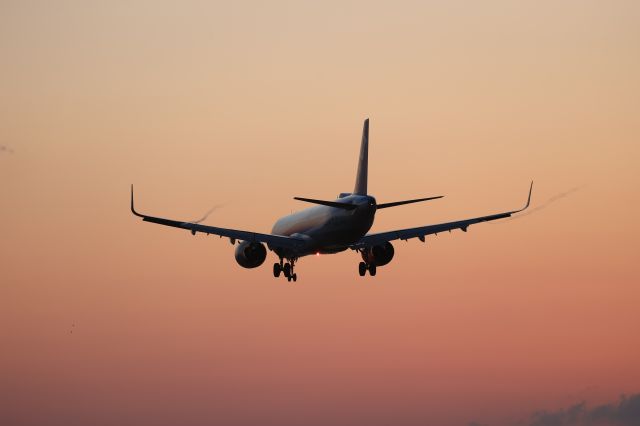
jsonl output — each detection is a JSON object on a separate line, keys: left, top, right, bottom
{"left": 369, "top": 264, "right": 377, "bottom": 276}
{"left": 276, "top": 258, "right": 298, "bottom": 282}
{"left": 285, "top": 271, "right": 297, "bottom": 282}
{"left": 358, "top": 262, "right": 367, "bottom": 276}
{"left": 358, "top": 261, "right": 377, "bottom": 277}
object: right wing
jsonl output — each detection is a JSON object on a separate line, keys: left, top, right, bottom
{"left": 130, "top": 186, "right": 306, "bottom": 251}
{"left": 353, "top": 182, "right": 533, "bottom": 248}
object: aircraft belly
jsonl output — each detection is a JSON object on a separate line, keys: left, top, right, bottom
{"left": 271, "top": 200, "right": 375, "bottom": 259}
{"left": 281, "top": 217, "right": 372, "bottom": 257}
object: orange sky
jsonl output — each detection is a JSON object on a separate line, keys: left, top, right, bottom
{"left": 1, "top": 1, "right": 639, "bottom": 425}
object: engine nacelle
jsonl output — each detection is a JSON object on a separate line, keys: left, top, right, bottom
{"left": 361, "top": 242, "right": 395, "bottom": 267}
{"left": 234, "top": 241, "right": 267, "bottom": 268}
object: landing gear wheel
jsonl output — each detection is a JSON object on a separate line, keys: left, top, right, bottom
{"left": 283, "top": 263, "right": 291, "bottom": 278}
{"left": 273, "top": 263, "right": 282, "bottom": 278}
{"left": 369, "top": 264, "right": 377, "bottom": 276}
{"left": 292, "top": 273, "right": 297, "bottom": 282}
{"left": 287, "top": 275, "right": 292, "bottom": 282}
{"left": 358, "top": 262, "right": 367, "bottom": 277}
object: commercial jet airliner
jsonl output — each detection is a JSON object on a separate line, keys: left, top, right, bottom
{"left": 131, "top": 119, "right": 532, "bottom": 281}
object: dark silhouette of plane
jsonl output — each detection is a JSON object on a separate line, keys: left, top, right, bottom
{"left": 131, "top": 119, "right": 532, "bottom": 281}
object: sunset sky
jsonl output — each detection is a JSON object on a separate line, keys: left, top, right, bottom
{"left": 1, "top": 1, "right": 639, "bottom": 425}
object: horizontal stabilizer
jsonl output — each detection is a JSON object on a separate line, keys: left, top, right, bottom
{"left": 377, "top": 195, "right": 444, "bottom": 209}
{"left": 293, "top": 197, "right": 357, "bottom": 210}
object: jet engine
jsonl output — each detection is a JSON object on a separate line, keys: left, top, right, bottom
{"left": 234, "top": 241, "right": 267, "bottom": 268}
{"left": 361, "top": 242, "right": 395, "bottom": 266}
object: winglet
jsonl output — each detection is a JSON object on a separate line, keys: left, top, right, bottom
{"left": 519, "top": 181, "right": 533, "bottom": 212}
{"left": 131, "top": 185, "right": 144, "bottom": 218}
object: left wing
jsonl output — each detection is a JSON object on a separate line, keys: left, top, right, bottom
{"left": 130, "top": 186, "right": 306, "bottom": 251}
{"left": 353, "top": 182, "right": 533, "bottom": 248}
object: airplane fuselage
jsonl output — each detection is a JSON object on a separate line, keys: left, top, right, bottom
{"left": 270, "top": 194, "right": 377, "bottom": 258}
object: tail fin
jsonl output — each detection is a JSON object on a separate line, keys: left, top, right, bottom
{"left": 353, "top": 118, "right": 369, "bottom": 195}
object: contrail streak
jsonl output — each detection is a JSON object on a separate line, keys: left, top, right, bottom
{"left": 496, "top": 184, "right": 586, "bottom": 223}
{"left": 190, "top": 204, "right": 224, "bottom": 224}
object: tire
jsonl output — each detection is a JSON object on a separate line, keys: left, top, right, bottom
{"left": 292, "top": 273, "right": 297, "bottom": 282}
{"left": 287, "top": 275, "right": 292, "bottom": 282}
{"left": 358, "top": 262, "right": 367, "bottom": 277}
{"left": 369, "top": 264, "right": 377, "bottom": 276}
{"left": 273, "top": 263, "right": 281, "bottom": 278}
{"left": 283, "top": 263, "right": 291, "bottom": 277}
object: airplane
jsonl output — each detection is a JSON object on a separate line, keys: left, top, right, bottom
{"left": 131, "top": 119, "right": 532, "bottom": 281}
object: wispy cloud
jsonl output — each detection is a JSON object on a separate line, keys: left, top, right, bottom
{"left": 0, "top": 145, "right": 14, "bottom": 154}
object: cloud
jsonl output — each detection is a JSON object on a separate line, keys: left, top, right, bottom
{"left": 527, "top": 393, "right": 640, "bottom": 426}
{"left": 0, "top": 145, "right": 14, "bottom": 154}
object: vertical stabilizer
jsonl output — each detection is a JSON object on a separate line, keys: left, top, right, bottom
{"left": 353, "top": 118, "right": 369, "bottom": 195}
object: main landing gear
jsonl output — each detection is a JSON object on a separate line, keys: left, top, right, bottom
{"left": 358, "top": 261, "right": 377, "bottom": 277}
{"left": 273, "top": 258, "right": 297, "bottom": 282}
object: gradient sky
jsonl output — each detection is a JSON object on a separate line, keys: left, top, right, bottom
{"left": 1, "top": 1, "right": 639, "bottom": 425}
